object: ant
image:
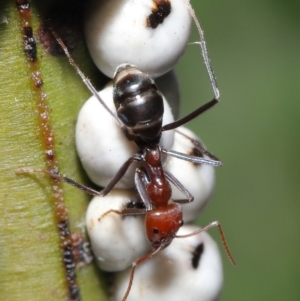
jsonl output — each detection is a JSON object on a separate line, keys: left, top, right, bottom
{"left": 17, "top": 9, "right": 236, "bottom": 299}
{"left": 45, "top": 32, "right": 236, "bottom": 301}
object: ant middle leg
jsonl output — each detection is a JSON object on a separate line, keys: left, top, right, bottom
{"left": 162, "top": 148, "right": 222, "bottom": 166}
{"left": 175, "top": 128, "right": 221, "bottom": 162}
{"left": 16, "top": 167, "right": 102, "bottom": 196}
{"left": 16, "top": 152, "right": 142, "bottom": 197}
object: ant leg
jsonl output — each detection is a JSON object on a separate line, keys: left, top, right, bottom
{"left": 160, "top": 2, "right": 221, "bottom": 133}
{"left": 161, "top": 1, "right": 221, "bottom": 132}
{"left": 122, "top": 244, "right": 164, "bottom": 301}
{"left": 98, "top": 206, "right": 146, "bottom": 221}
{"left": 186, "top": 1, "right": 220, "bottom": 100}
{"left": 121, "top": 208, "right": 147, "bottom": 216}
{"left": 54, "top": 171, "right": 101, "bottom": 195}
{"left": 161, "top": 97, "right": 219, "bottom": 132}
{"left": 50, "top": 30, "right": 122, "bottom": 128}
{"left": 16, "top": 167, "right": 102, "bottom": 196}
{"left": 175, "top": 221, "right": 236, "bottom": 265}
{"left": 175, "top": 128, "right": 221, "bottom": 162}
{"left": 164, "top": 170, "right": 194, "bottom": 203}
{"left": 162, "top": 149, "right": 222, "bottom": 167}
{"left": 134, "top": 168, "right": 153, "bottom": 211}
{"left": 17, "top": 152, "right": 141, "bottom": 197}
{"left": 98, "top": 209, "right": 123, "bottom": 220}
{"left": 101, "top": 153, "right": 142, "bottom": 196}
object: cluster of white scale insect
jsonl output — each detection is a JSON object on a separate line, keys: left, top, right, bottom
{"left": 65, "top": 1, "right": 234, "bottom": 300}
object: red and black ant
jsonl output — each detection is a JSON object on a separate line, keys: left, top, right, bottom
{"left": 44, "top": 32, "right": 236, "bottom": 301}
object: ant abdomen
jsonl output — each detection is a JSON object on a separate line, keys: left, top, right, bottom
{"left": 75, "top": 83, "right": 175, "bottom": 189}
{"left": 113, "top": 65, "right": 164, "bottom": 142}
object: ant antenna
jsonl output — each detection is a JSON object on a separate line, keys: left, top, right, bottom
{"left": 50, "top": 30, "right": 123, "bottom": 128}
{"left": 186, "top": 1, "right": 220, "bottom": 100}
{"left": 176, "top": 221, "right": 236, "bottom": 265}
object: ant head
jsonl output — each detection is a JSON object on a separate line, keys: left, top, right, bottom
{"left": 113, "top": 64, "right": 164, "bottom": 143}
{"left": 145, "top": 203, "right": 183, "bottom": 250}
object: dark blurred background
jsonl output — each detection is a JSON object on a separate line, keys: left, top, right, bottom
{"left": 175, "top": 1, "right": 300, "bottom": 300}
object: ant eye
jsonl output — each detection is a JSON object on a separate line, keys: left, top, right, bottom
{"left": 153, "top": 228, "right": 159, "bottom": 234}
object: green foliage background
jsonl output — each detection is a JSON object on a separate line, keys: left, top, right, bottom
{"left": 177, "top": 1, "right": 300, "bottom": 300}
{"left": 0, "top": 0, "right": 299, "bottom": 300}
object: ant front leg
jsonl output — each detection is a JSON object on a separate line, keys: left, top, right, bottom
{"left": 176, "top": 221, "right": 236, "bottom": 266}
{"left": 97, "top": 200, "right": 147, "bottom": 220}
{"left": 121, "top": 244, "right": 164, "bottom": 301}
